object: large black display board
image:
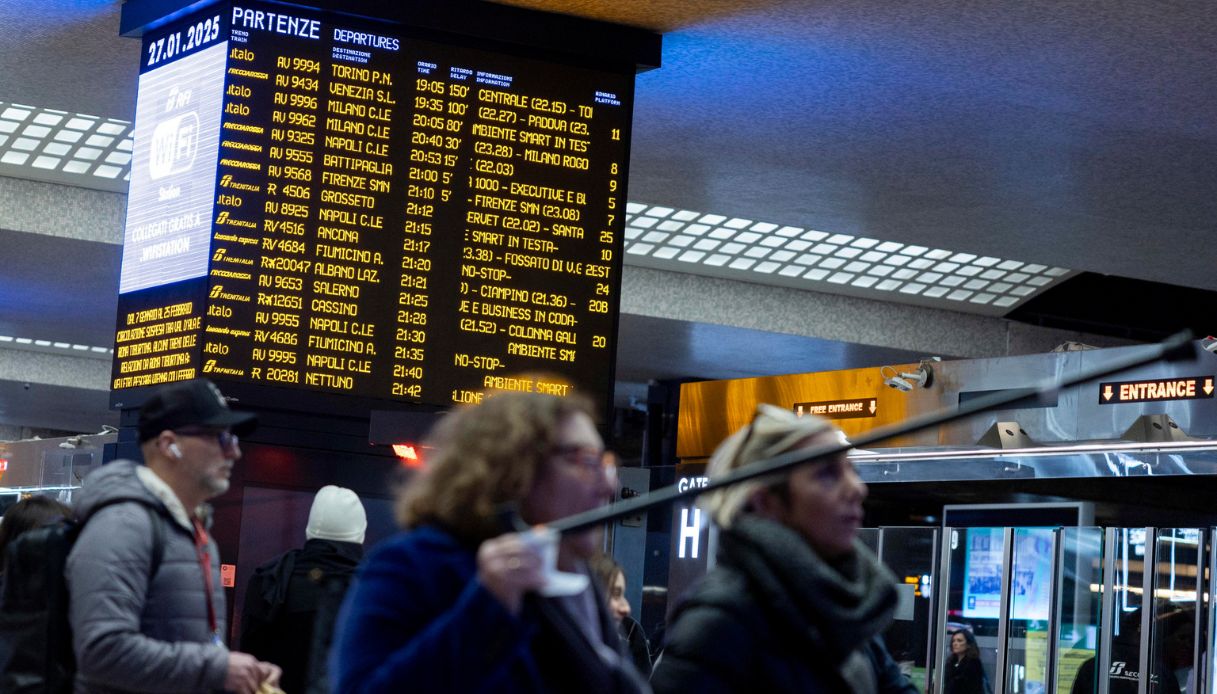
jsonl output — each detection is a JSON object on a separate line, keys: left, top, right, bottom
{"left": 112, "top": 1, "right": 633, "bottom": 413}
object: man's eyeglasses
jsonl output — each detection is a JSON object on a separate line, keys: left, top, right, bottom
{"left": 175, "top": 429, "right": 239, "bottom": 452}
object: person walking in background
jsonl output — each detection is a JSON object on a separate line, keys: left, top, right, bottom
{"left": 591, "top": 554, "right": 652, "bottom": 676}
{"left": 0, "top": 495, "right": 71, "bottom": 595}
{"left": 242, "top": 485, "right": 367, "bottom": 694}
{"left": 331, "top": 391, "right": 648, "bottom": 693}
{"left": 944, "top": 630, "right": 988, "bottom": 694}
{"left": 66, "top": 379, "right": 280, "bottom": 694}
{"left": 651, "top": 404, "right": 916, "bottom": 693}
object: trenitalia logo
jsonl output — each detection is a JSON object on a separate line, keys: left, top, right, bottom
{"left": 208, "top": 285, "right": 252, "bottom": 302}
{"left": 1107, "top": 661, "right": 1140, "bottom": 680}
{"left": 219, "top": 174, "right": 261, "bottom": 192}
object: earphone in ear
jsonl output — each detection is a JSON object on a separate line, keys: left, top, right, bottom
{"left": 168, "top": 443, "right": 183, "bottom": 459}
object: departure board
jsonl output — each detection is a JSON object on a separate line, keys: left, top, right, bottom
{"left": 112, "top": 1, "right": 633, "bottom": 411}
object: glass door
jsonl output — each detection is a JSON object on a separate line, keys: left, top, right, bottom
{"left": 1148, "top": 528, "right": 1203, "bottom": 694}
{"left": 1053, "top": 527, "right": 1106, "bottom": 693}
{"left": 935, "top": 526, "right": 1003, "bottom": 693}
{"left": 1002, "top": 528, "right": 1057, "bottom": 694}
{"left": 878, "top": 527, "right": 939, "bottom": 693}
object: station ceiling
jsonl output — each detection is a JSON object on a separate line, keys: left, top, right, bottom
{"left": 1, "top": 0, "right": 1214, "bottom": 432}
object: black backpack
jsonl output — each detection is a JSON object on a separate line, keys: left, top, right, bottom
{"left": 0, "top": 498, "right": 165, "bottom": 694}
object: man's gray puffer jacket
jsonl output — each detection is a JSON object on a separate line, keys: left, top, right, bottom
{"left": 66, "top": 459, "right": 229, "bottom": 693}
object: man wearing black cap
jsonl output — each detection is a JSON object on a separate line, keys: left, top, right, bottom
{"left": 65, "top": 379, "right": 281, "bottom": 694}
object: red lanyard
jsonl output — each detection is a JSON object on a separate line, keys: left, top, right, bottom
{"left": 192, "top": 519, "right": 222, "bottom": 645}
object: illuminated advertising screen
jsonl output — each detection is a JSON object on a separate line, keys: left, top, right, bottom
{"left": 962, "top": 527, "right": 1054, "bottom": 621}
{"left": 112, "top": 1, "right": 633, "bottom": 413}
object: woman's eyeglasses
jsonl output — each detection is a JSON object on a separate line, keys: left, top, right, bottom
{"left": 550, "top": 444, "right": 618, "bottom": 482}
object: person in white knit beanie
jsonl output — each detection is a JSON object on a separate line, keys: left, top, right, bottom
{"left": 242, "top": 486, "right": 367, "bottom": 694}
{"left": 307, "top": 485, "right": 367, "bottom": 544}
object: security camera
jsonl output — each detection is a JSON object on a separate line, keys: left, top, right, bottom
{"left": 882, "top": 360, "right": 937, "bottom": 391}
{"left": 884, "top": 373, "right": 915, "bottom": 392}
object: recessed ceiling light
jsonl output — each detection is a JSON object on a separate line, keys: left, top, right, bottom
{"left": 875, "top": 279, "right": 901, "bottom": 291}
{"left": 1, "top": 106, "right": 32, "bottom": 121}
{"left": 621, "top": 203, "right": 1070, "bottom": 315}
{"left": 0, "top": 102, "right": 133, "bottom": 190}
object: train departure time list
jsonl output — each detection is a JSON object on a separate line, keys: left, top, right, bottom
{"left": 112, "top": 1, "right": 633, "bottom": 411}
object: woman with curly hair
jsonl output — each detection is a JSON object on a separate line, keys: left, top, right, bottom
{"left": 331, "top": 391, "right": 648, "bottom": 693}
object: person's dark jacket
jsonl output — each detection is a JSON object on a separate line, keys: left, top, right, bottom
{"left": 330, "top": 525, "right": 648, "bottom": 693}
{"left": 241, "top": 538, "right": 363, "bottom": 694}
{"left": 651, "top": 515, "right": 917, "bottom": 694}
{"left": 944, "top": 655, "right": 987, "bottom": 694}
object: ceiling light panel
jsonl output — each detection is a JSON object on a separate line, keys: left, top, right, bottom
{"left": 0, "top": 105, "right": 1070, "bottom": 318}
{"left": 0, "top": 102, "right": 132, "bottom": 192}
{"left": 622, "top": 203, "right": 1073, "bottom": 316}
{"left": 0, "top": 333, "right": 113, "bottom": 360}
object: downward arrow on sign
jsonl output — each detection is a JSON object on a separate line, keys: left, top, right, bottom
{"left": 1205, "top": 378, "right": 1214, "bottom": 396}
{"left": 1103, "top": 385, "right": 1114, "bottom": 401}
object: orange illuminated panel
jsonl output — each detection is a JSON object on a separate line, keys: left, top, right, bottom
{"left": 793, "top": 397, "right": 878, "bottom": 420}
{"left": 111, "top": 298, "right": 203, "bottom": 390}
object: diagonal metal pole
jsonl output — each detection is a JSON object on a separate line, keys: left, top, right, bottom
{"left": 550, "top": 330, "right": 1197, "bottom": 535}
